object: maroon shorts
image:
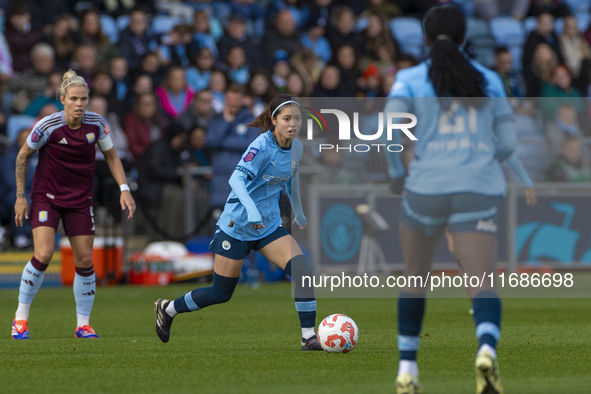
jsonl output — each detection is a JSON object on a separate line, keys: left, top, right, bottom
{"left": 30, "top": 200, "right": 95, "bottom": 236}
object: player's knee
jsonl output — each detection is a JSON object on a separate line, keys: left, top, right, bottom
{"left": 35, "top": 251, "right": 54, "bottom": 264}
{"left": 285, "top": 254, "right": 312, "bottom": 279}
{"left": 75, "top": 254, "right": 93, "bottom": 269}
{"left": 212, "top": 273, "right": 238, "bottom": 304}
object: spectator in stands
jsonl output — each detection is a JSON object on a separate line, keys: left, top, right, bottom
{"left": 118, "top": 8, "right": 157, "bottom": 72}
{"left": 125, "top": 73, "right": 154, "bottom": 114}
{"left": 192, "top": 9, "right": 219, "bottom": 60}
{"left": 271, "top": 49, "right": 291, "bottom": 93}
{"left": 0, "top": 31, "right": 13, "bottom": 84}
{"left": 158, "top": 24, "right": 195, "bottom": 68}
{"left": 205, "top": 83, "right": 259, "bottom": 212}
{"left": 44, "top": 14, "right": 77, "bottom": 70}
{"left": 75, "top": 8, "right": 120, "bottom": 64}
{"left": 325, "top": 6, "right": 363, "bottom": 54}
{"left": 332, "top": 45, "right": 361, "bottom": 97}
{"left": 268, "top": 0, "right": 310, "bottom": 30}
{"left": 545, "top": 104, "right": 588, "bottom": 161}
{"left": 290, "top": 48, "right": 323, "bottom": 98}
{"left": 5, "top": 4, "right": 43, "bottom": 73}
{"left": 358, "top": 63, "right": 381, "bottom": 97}
{"left": 210, "top": 69, "right": 228, "bottom": 113}
{"left": 313, "top": 65, "right": 344, "bottom": 97}
{"left": 217, "top": 14, "right": 261, "bottom": 70}
{"left": 473, "top": 0, "right": 530, "bottom": 20}
{"left": 186, "top": 125, "right": 213, "bottom": 232}
{"left": 24, "top": 71, "right": 63, "bottom": 117}
{"left": 260, "top": 9, "right": 301, "bottom": 68}
{"left": 169, "top": 88, "right": 216, "bottom": 135}
{"left": 94, "top": 0, "right": 156, "bottom": 18}
{"left": 525, "top": 43, "right": 559, "bottom": 97}
{"left": 540, "top": 64, "right": 584, "bottom": 121}
{"left": 245, "top": 70, "right": 277, "bottom": 116}
{"left": 109, "top": 56, "right": 130, "bottom": 116}
{"left": 359, "top": 11, "right": 399, "bottom": 67}
{"left": 137, "top": 126, "right": 188, "bottom": 238}
{"left": 70, "top": 45, "right": 99, "bottom": 90}
{"left": 186, "top": 47, "right": 216, "bottom": 93}
{"left": 547, "top": 134, "right": 591, "bottom": 182}
{"left": 559, "top": 15, "right": 591, "bottom": 91}
{"left": 88, "top": 94, "right": 132, "bottom": 221}
{"left": 495, "top": 46, "right": 524, "bottom": 97}
{"left": 528, "top": 0, "right": 570, "bottom": 18}
{"left": 155, "top": 67, "right": 195, "bottom": 122}
{"left": 27, "top": 0, "right": 74, "bottom": 32}
{"left": 123, "top": 92, "right": 166, "bottom": 163}
{"left": 136, "top": 51, "right": 165, "bottom": 89}
{"left": 91, "top": 70, "right": 115, "bottom": 101}
{"left": 8, "top": 43, "right": 55, "bottom": 114}
{"left": 523, "top": 12, "right": 564, "bottom": 96}
{"left": 223, "top": 46, "right": 250, "bottom": 86}
{"left": 302, "top": 15, "right": 332, "bottom": 63}
{"left": 2, "top": 128, "right": 36, "bottom": 249}
{"left": 286, "top": 70, "right": 307, "bottom": 96}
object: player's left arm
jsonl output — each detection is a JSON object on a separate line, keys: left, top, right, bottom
{"left": 506, "top": 153, "right": 537, "bottom": 206}
{"left": 101, "top": 145, "right": 136, "bottom": 219}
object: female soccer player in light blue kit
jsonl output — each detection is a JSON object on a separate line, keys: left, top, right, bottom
{"left": 155, "top": 95, "right": 322, "bottom": 351}
{"left": 386, "top": 6, "right": 516, "bottom": 394}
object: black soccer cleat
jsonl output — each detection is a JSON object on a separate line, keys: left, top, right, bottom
{"left": 154, "top": 298, "right": 174, "bottom": 343}
{"left": 301, "top": 335, "right": 323, "bottom": 351}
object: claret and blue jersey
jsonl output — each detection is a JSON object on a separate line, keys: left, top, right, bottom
{"left": 217, "top": 130, "right": 304, "bottom": 241}
{"left": 386, "top": 60, "right": 516, "bottom": 197}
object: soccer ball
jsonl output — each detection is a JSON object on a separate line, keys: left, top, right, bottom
{"left": 317, "top": 314, "right": 359, "bottom": 353}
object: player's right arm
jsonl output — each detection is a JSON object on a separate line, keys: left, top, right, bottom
{"left": 14, "top": 144, "right": 37, "bottom": 227}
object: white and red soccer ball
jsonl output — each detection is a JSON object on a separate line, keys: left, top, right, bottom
{"left": 317, "top": 314, "right": 359, "bottom": 353}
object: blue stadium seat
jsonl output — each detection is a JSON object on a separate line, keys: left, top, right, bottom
{"left": 355, "top": 16, "right": 368, "bottom": 32}
{"left": 523, "top": 16, "right": 538, "bottom": 35}
{"left": 151, "top": 15, "right": 183, "bottom": 36}
{"left": 99, "top": 14, "right": 119, "bottom": 44}
{"left": 564, "top": 0, "right": 590, "bottom": 14}
{"left": 390, "top": 17, "right": 425, "bottom": 59}
{"left": 490, "top": 16, "right": 525, "bottom": 46}
{"left": 554, "top": 18, "right": 564, "bottom": 36}
{"left": 7, "top": 115, "right": 36, "bottom": 144}
{"left": 576, "top": 13, "right": 590, "bottom": 31}
{"left": 465, "top": 18, "right": 496, "bottom": 69}
{"left": 117, "top": 15, "right": 130, "bottom": 32}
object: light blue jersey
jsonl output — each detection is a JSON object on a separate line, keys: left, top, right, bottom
{"left": 217, "top": 130, "right": 304, "bottom": 241}
{"left": 386, "top": 60, "right": 516, "bottom": 196}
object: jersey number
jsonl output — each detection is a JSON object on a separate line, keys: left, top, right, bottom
{"left": 438, "top": 101, "right": 477, "bottom": 135}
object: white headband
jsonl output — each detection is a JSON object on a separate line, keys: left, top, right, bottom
{"left": 271, "top": 100, "right": 301, "bottom": 117}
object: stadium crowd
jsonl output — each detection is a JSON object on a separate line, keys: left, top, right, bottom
{"left": 0, "top": 0, "right": 591, "bottom": 249}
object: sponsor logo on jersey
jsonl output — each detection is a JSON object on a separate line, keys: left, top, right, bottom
{"left": 86, "top": 133, "right": 95, "bottom": 143}
{"left": 39, "top": 211, "right": 48, "bottom": 222}
{"left": 46, "top": 193, "right": 55, "bottom": 200}
{"left": 222, "top": 240, "right": 231, "bottom": 250}
{"left": 31, "top": 129, "right": 42, "bottom": 143}
{"left": 243, "top": 147, "right": 259, "bottom": 162}
{"left": 104, "top": 123, "right": 111, "bottom": 135}
{"left": 58, "top": 137, "right": 68, "bottom": 144}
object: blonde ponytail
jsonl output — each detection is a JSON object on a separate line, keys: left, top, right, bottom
{"left": 58, "top": 69, "right": 89, "bottom": 98}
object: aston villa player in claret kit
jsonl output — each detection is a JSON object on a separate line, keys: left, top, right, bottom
{"left": 11, "top": 70, "right": 135, "bottom": 340}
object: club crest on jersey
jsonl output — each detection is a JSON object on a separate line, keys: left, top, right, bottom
{"left": 86, "top": 133, "right": 95, "bottom": 143}
{"left": 31, "top": 129, "right": 42, "bottom": 143}
{"left": 222, "top": 240, "right": 231, "bottom": 250}
{"left": 39, "top": 211, "right": 48, "bottom": 222}
{"left": 243, "top": 147, "right": 259, "bottom": 162}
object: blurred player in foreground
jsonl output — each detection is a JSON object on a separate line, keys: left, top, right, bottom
{"left": 155, "top": 95, "right": 321, "bottom": 350}
{"left": 386, "top": 6, "right": 516, "bottom": 393}
{"left": 11, "top": 70, "right": 135, "bottom": 340}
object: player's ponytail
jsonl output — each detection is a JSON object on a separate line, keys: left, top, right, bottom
{"left": 58, "top": 69, "right": 89, "bottom": 98}
{"left": 247, "top": 94, "right": 301, "bottom": 132}
{"left": 424, "top": 6, "right": 486, "bottom": 106}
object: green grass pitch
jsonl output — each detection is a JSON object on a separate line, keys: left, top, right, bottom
{"left": 1, "top": 283, "right": 590, "bottom": 393}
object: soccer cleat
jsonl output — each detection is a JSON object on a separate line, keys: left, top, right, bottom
{"left": 301, "top": 335, "right": 323, "bottom": 351}
{"left": 12, "top": 319, "right": 29, "bottom": 340}
{"left": 75, "top": 325, "right": 99, "bottom": 338}
{"left": 475, "top": 350, "right": 503, "bottom": 394}
{"left": 396, "top": 373, "right": 422, "bottom": 394}
{"left": 154, "top": 298, "right": 174, "bottom": 343}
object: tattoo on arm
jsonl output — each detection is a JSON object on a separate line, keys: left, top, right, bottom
{"left": 15, "top": 146, "right": 36, "bottom": 198}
